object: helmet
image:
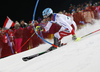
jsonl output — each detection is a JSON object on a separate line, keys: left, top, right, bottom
{"left": 42, "top": 8, "right": 53, "bottom": 18}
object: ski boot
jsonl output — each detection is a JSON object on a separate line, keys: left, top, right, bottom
{"left": 47, "top": 37, "right": 61, "bottom": 52}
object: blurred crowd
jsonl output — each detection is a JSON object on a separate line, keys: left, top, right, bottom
{"left": 59, "top": 1, "right": 100, "bottom": 28}
{"left": 0, "top": 1, "right": 100, "bottom": 58}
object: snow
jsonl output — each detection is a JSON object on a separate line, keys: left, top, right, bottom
{"left": 0, "top": 20, "right": 100, "bottom": 72}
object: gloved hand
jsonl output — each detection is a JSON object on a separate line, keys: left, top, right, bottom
{"left": 72, "top": 35, "right": 77, "bottom": 40}
{"left": 36, "top": 26, "right": 43, "bottom": 31}
{"left": 72, "top": 35, "right": 81, "bottom": 41}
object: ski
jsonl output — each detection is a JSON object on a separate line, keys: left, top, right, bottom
{"left": 22, "top": 51, "right": 47, "bottom": 61}
{"left": 22, "top": 43, "right": 67, "bottom": 61}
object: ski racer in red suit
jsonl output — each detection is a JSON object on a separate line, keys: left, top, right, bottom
{"left": 36, "top": 8, "right": 80, "bottom": 51}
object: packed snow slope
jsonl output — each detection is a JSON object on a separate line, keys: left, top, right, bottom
{"left": 0, "top": 20, "right": 100, "bottom": 72}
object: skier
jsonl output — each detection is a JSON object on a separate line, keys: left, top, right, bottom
{"left": 36, "top": 8, "right": 80, "bottom": 52}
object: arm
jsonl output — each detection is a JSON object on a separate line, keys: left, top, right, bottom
{"left": 36, "top": 21, "right": 52, "bottom": 32}
{"left": 57, "top": 16, "right": 75, "bottom": 35}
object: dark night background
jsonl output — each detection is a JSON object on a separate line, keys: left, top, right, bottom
{"left": 0, "top": 0, "right": 98, "bottom": 27}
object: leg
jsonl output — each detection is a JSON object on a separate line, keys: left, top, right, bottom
{"left": 47, "top": 26, "right": 71, "bottom": 52}
{"left": 14, "top": 39, "right": 19, "bottom": 53}
{"left": 17, "top": 38, "right": 23, "bottom": 53}
{"left": 47, "top": 36, "right": 59, "bottom": 52}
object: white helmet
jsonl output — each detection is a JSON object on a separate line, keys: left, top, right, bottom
{"left": 42, "top": 8, "right": 53, "bottom": 18}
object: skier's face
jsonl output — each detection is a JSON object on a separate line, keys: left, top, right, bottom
{"left": 46, "top": 17, "right": 51, "bottom": 21}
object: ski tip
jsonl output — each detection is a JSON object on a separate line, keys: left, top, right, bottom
{"left": 22, "top": 57, "right": 29, "bottom": 62}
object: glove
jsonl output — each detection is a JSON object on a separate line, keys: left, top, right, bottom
{"left": 36, "top": 26, "right": 43, "bottom": 31}
{"left": 72, "top": 35, "right": 81, "bottom": 41}
{"left": 72, "top": 35, "right": 77, "bottom": 40}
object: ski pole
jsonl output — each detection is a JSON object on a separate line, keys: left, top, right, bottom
{"left": 6, "top": 33, "right": 14, "bottom": 54}
{"left": 81, "top": 29, "right": 100, "bottom": 38}
{"left": 16, "top": 32, "right": 35, "bottom": 53}
{"left": 32, "top": 0, "right": 57, "bottom": 48}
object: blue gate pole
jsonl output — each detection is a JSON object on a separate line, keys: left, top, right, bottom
{"left": 6, "top": 33, "right": 14, "bottom": 54}
{"left": 32, "top": 0, "right": 57, "bottom": 48}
